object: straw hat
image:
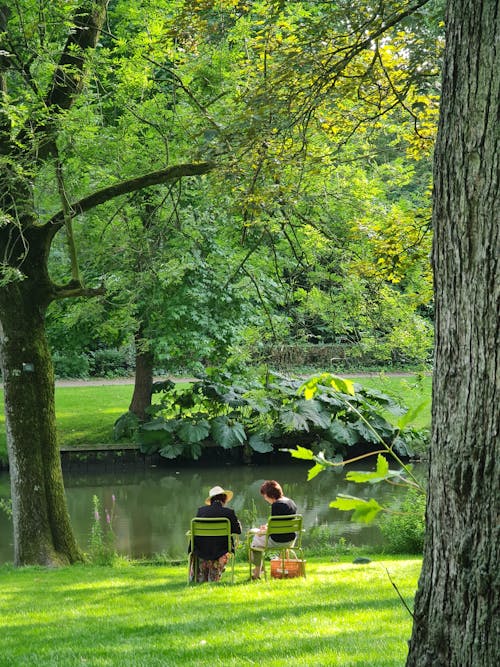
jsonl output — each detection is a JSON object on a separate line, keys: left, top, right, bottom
{"left": 205, "top": 485, "right": 234, "bottom": 504}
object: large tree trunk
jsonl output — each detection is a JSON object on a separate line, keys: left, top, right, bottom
{"left": 129, "top": 329, "right": 154, "bottom": 421}
{"left": 0, "top": 254, "right": 82, "bottom": 566}
{"left": 407, "top": 1, "right": 499, "bottom": 665}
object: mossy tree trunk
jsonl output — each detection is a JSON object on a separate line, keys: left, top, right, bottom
{"left": 407, "top": 1, "right": 499, "bottom": 665}
{"left": 0, "top": 227, "right": 82, "bottom": 566}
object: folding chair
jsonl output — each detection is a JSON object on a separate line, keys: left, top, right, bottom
{"left": 247, "top": 514, "right": 305, "bottom": 579}
{"left": 187, "top": 517, "right": 238, "bottom": 584}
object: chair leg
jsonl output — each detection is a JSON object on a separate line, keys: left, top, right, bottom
{"left": 188, "top": 553, "right": 199, "bottom": 584}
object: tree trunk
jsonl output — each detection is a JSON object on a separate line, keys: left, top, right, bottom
{"left": 407, "top": 1, "right": 499, "bottom": 665}
{"left": 0, "top": 278, "right": 83, "bottom": 566}
{"left": 128, "top": 329, "right": 154, "bottom": 421}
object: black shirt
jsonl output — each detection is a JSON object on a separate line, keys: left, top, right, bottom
{"left": 191, "top": 501, "right": 242, "bottom": 560}
{"left": 270, "top": 496, "right": 298, "bottom": 543}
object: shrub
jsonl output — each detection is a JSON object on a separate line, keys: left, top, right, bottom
{"left": 115, "top": 369, "right": 426, "bottom": 464}
{"left": 90, "top": 348, "right": 131, "bottom": 377}
{"left": 52, "top": 351, "right": 90, "bottom": 378}
{"left": 379, "top": 490, "right": 426, "bottom": 554}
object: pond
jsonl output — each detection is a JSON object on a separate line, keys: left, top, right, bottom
{"left": 0, "top": 461, "right": 425, "bottom": 564}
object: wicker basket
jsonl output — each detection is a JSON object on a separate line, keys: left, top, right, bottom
{"left": 270, "top": 557, "right": 306, "bottom": 579}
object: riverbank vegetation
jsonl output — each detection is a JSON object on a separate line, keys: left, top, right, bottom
{"left": 0, "top": 556, "right": 421, "bottom": 666}
{"left": 0, "top": 375, "right": 431, "bottom": 466}
{"left": 115, "top": 370, "right": 430, "bottom": 464}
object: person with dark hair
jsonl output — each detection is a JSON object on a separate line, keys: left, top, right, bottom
{"left": 249, "top": 480, "right": 297, "bottom": 579}
{"left": 190, "top": 485, "right": 242, "bottom": 583}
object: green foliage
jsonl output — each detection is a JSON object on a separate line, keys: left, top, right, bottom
{"left": 88, "top": 495, "right": 117, "bottom": 566}
{"left": 0, "top": 497, "right": 12, "bottom": 519}
{"left": 52, "top": 352, "right": 91, "bottom": 379}
{"left": 286, "top": 371, "right": 427, "bottom": 546}
{"left": 114, "top": 369, "right": 426, "bottom": 462}
{"left": 330, "top": 496, "right": 384, "bottom": 524}
{"left": 379, "top": 491, "right": 426, "bottom": 554}
{"left": 90, "top": 349, "right": 133, "bottom": 378}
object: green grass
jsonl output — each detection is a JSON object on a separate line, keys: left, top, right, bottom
{"left": 0, "top": 556, "right": 421, "bottom": 666}
{"left": 0, "top": 374, "right": 431, "bottom": 464}
{"left": 350, "top": 373, "right": 432, "bottom": 430}
{"left": 0, "top": 385, "right": 133, "bottom": 462}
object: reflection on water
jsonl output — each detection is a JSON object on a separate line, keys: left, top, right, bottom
{"left": 0, "top": 462, "right": 425, "bottom": 564}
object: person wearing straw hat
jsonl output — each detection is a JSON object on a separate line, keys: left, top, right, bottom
{"left": 189, "top": 485, "right": 242, "bottom": 583}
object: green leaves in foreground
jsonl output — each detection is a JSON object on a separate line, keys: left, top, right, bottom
{"left": 300, "top": 373, "right": 355, "bottom": 400}
{"left": 330, "top": 496, "right": 383, "bottom": 523}
{"left": 285, "top": 447, "right": 424, "bottom": 523}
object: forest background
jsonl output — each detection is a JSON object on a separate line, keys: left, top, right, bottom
{"left": 37, "top": 0, "right": 441, "bottom": 382}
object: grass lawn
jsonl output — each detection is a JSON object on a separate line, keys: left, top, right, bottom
{"left": 350, "top": 374, "right": 432, "bottom": 430}
{"left": 0, "top": 556, "right": 421, "bottom": 666}
{"left": 0, "top": 374, "right": 431, "bottom": 464}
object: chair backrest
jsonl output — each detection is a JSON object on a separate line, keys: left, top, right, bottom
{"left": 265, "top": 514, "right": 303, "bottom": 545}
{"left": 190, "top": 517, "right": 232, "bottom": 553}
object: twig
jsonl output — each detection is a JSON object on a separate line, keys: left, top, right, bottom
{"left": 384, "top": 566, "right": 415, "bottom": 619}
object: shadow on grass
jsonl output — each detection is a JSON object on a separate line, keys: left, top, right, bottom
{"left": 0, "top": 560, "right": 419, "bottom": 666}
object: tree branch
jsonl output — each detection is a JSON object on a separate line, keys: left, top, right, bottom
{"left": 15, "top": 0, "right": 109, "bottom": 156}
{"left": 53, "top": 280, "right": 106, "bottom": 301}
{"left": 44, "top": 162, "right": 216, "bottom": 231}
{"left": 45, "top": 0, "right": 108, "bottom": 112}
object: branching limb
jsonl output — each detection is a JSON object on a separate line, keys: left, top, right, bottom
{"left": 44, "top": 162, "right": 216, "bottom": 233}
{"left": 55, "top": 153, "right": 81, "bottom": 284}
{"left": 53, "top": 280, "right": 106, "bottom": 301}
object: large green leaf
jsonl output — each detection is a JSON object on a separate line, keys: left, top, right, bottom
{"left": 159, "top": 442, "right": 184, "bottom": 459}
{"left": 358, "top": 386, "right": 406, "bottom": 416}
{"left": 294, "top": 399, "right": 331, "bottom": 429}
{"left": 248, "top": 433, "right": 274, "bottom": 453}
{"left": 210, "top": 416, "right": 246, "bottom": 449}
{"left": 177, "top": 419, "right": 210, "bottom": 443}
{"left": 307, "top": 463, "right": 326, "bottom": 481}
{"left": 113, "top": 411, "right": 139, "bottom": 440}
{"left": 391, "top": 436, "right": 414, "bottom": 458}
{"left": 140, "top": 418, "right": 175, "bottom": 432}
{"left": 137, "top": 422, "right": 175, "bottom": 453}
{"left": 351, "top": 419, "right": 380, "bottom": 443}
{"left": 326, "top": 420, "right": 360, "bottom": 446}
{"left": 300, "top": 373, "right": 355, "bottom": 400}
{"left": 283, "top": 445, "right": 315, "bottom": 460}
{"left": 330, "top": 495, "right": 383, "bottom": 523}
{"left": 279, "top": 408, "right": 310, "bottom": 432}
{"left": 188, "top": 443, "right": 203, "bottom": 460}
{"left": 345, "top": 454, "right": 390, "bottom": 484}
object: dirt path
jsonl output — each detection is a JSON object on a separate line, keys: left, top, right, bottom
{"left": 54, "top": 371, "right": 421, "bottom": 387}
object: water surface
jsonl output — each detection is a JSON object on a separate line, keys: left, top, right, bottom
{"left": 0, "top": 462, "right": 424, "bottom": 563}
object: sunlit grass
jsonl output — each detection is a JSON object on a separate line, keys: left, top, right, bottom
{"left": 0, "top": 556, "right": 421, "bottom": 666}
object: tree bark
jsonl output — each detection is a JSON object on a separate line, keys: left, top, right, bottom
{"left": 407, "top": 1, "right": 499, "bottom": 665}
{"left": 128, "top": 329, "right": 154, "bottom": 421}
{"left": 0, "top": 232, "right": 82, "bottom": 566}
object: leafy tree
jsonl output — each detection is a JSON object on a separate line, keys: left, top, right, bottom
{"left": 46, "top": 1, "right": 440, "bottom": 373}
{"left": 0, "top": 1, "right": 212, "bottom": 566}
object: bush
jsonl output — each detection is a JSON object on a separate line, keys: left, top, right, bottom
{"left": 90, "top": 348, "right": 132, "bottom": 377}
{"left": 379, "top": 490, "right": 426, "bottom": 554}
{"left": 52, "top": 352, "right": 90, "bottom": 378}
